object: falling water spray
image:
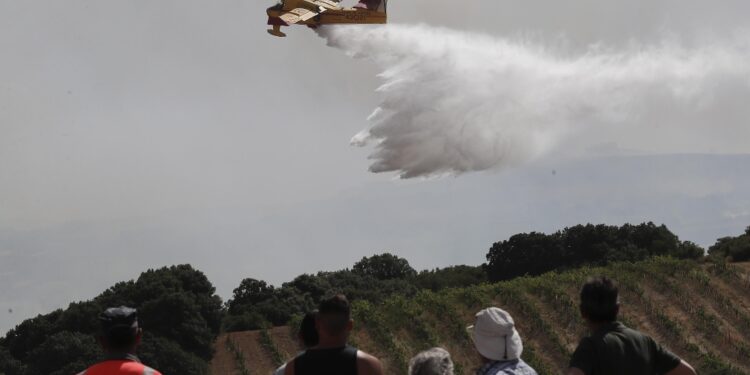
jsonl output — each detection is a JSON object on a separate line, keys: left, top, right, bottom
{"left": 318, "top": 24, "right": 750, "bottom": 178}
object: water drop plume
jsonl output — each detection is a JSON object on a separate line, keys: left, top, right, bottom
{"left": 318, "top": 24, "right": 750, "bottom": 178}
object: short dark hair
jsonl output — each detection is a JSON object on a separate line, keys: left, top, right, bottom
{"left": 300, "top": 310, "right": 319, "bottom": 348}
{"left": 99, "top": 306, "right": 139, "bottom": 351}
{"left": 580, "top": 276, "right": 619, "bottom": 323}
{"left": 318, "top": 294, "right": 351, "bottom": 335}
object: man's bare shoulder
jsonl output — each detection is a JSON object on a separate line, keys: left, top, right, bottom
{"left": 356, "top": 350, "right": 384, "bottom": 375}
{"left": 284, "top": 359, "right": 296, "bottom": 375}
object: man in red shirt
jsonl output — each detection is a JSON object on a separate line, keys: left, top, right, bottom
{"left": 77, "top": 306, "right": 162, "bottom": 375}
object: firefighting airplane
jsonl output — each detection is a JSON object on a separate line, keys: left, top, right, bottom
{"left": 267, "top": 0, "right": 387, "bottom": 37}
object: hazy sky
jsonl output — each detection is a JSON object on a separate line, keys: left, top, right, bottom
{"left": 1, "top": 0, "right": 750, "bottom": 333}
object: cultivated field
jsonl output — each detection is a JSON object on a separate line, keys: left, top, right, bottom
{"left": 211, "top": 258, "right": 750, "bottom": 375}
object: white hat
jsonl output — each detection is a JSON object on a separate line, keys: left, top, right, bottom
{"left": 467, "top": 307, "right": 523, "bottom": 361}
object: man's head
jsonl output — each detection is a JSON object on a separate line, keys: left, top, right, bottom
{"left": 98, "top": 306, "right": 142, "bottom": 353}
{"left": 408, "top": 347, "right": 454, "bottom": 375}
{"left": 298, "top": 310, "right": 319, "bottom": 349}
{"left": 580, "top": 276, "right": 620, "bottom": 323}
{"left": 316, "top": 294, "right": 353, "bottom": 341}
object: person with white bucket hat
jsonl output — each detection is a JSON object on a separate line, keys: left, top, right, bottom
{"left": 467, "top": 307, "right": 538, "bottom": 375}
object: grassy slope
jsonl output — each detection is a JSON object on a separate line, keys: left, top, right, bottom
{"left": 211, "top": 258, "right": 750, "bottom": 375}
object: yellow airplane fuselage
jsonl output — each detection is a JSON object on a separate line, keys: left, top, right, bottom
{"left": 267, "top": 0, "right": 386, "bottom": 37}
{"left": 267, "top": 8, "right": 387, "bottom": 25}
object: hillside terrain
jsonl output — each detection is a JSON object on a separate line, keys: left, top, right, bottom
{"left": 7, "top": 222, "right": 743, "bottom": 375}
{"left": 211, "top": 258, "right": 750, "bottom": 375}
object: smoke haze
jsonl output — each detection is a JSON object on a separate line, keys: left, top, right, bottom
{"left": 320, "top": 24, "right": 750, "bottom": 178}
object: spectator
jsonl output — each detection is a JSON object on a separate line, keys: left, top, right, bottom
{"left": 408, "top": 347, "right": 454, "bottom": 375}
{"left": 274, "top": 311, "right": 319, "bottom": 375}
{"left": 467, "top": 307, "right": 537, "bottom": 375}
{"left": 77, "top": 306, "right": 162, "bottom": 375}
{"left": 285, "top": 294, "right": 383, "bottom": 375}
{"left": 567, "top": 276, "right": 697, "bottom": 375}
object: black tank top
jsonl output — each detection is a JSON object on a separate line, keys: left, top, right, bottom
{"left": 295, "top": 346, "right": 358, "bottom": 375}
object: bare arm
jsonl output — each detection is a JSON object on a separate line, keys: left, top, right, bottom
{"left": 665, "top": 360, "right": 697, "bottom": 375}
{"left": 357, "top": 351, "right": 384, "bottom": 375}
{"left": 567, "top": 368, "right": 585, "bottom": 375}
{"left": 284, "top": 360, "right": 295, "bottom": 375}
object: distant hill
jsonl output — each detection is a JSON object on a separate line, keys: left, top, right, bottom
{"left": 211, "top": 258, "right": 750, "bottom": 375}
{"left": 0, "top": 265, "right": 223, "bottom": 375}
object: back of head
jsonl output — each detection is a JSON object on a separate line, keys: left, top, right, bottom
{"left": 580, "top": 276, "right": 619, "bottom": 323}
{"left": 318, "top": 294, "right": 351, "bottom": 336}
{"left": 99, "top": 306, "right": 139, "bottom": 352}
{"left": 408, "top": 348, "right": 454, "bottom": 375}
{"left": 299, "top": 310, "right": 320, "bottom": 348}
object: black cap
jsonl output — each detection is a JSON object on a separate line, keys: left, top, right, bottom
{"left": 99, "top": 306, "right": 138, "bottom": 333}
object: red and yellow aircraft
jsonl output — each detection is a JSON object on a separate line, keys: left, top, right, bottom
{"left": 267, "top": 0, "right": 387, "bottom": 37}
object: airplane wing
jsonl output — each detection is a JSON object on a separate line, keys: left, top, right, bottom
{"left": 275, "top": 0, "right": 343, "bottom": 26}
{"left": 306, "top": 0, "right": 341, "bottom": 9}
{"left": 278, "top": 7, "right": 320, "bottom": 25}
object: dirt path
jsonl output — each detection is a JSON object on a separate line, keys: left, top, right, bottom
{"left": 210, "top": 335, "right": 239, "bottom": 375}
{"left": 210, "top": 331, "right": 279, "bottom": 375}
{"left": 267, "top": 326, "right": 299, "bottom": 365}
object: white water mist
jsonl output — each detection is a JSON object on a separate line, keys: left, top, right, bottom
{"left": 318, "top": 24, "right": 750, "bottom": 178}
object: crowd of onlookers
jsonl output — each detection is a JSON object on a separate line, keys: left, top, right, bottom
{"left": 81, "top": 277, "right": 699, "bottom": 375}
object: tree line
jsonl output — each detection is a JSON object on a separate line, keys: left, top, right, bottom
{"left": 0, "top": 265, "right": 222, "bottom": 375}
{"left": 708, "top": 226, "right": 750, "bottom": 262}
{"left": 2, "top": 222, "right": 747, "bottom": 375}
{"left": 484, "top": 222, "right": 705, "bottom": 282}
{"left": 224, "top": 222, "right": 706, "bottom": 331}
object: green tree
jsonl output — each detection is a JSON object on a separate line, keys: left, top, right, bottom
{"left": 709, "top": 228, "right": 750, "bottom": 262}
{"left": 352, "top": 253, "right": 417, "bottom": 280}
{"left": 0, "top": 345, "right": 24, "bottom": 375}
{"left": 322, "top": 270, "right": 417, "bottom": 302}
{"left": 132, "top": 265, "right": 223, "bottom": 335}
{"left": 625, "top": 222, "right": 681, "bottom": 257}
{"left": 563, "top": 224, "right": 619, "bottom": 263}
{"left": 24, "top": 331, "right": 100, "bottom": 375}
{"left": 222, "top": 311, "right": 270, "bottom": 332}
{"left": 224, "top": 277, "right": 319, "bottom": 329}
{"left": 285, "top": 274, "right": 331, "bottom": 302}
{"left": 1, "top": 264, "right": 223, "bottom": 375}
{"left": 414, "top": 265, "right": 487, "bottom": 291}
{"left": 486, "top": 223, "right": 699, "bottom": 282}
{"left": 138, "top": 333, "right": 209, "bottom": 375}
{"left": 227, "top": 278, "right": 275, "bottom": 314}
{"left": 673, "top": 241, "right": 705, "bottom": 259}
{"left": 486, "top": 231, "right": 565, "bottom": 282}
{"left": 56, "top": 301, "right": 102, "bottom": 335}
{"left": 139, "top": 293, "right": 215, "bottom": 360}
{"left": 3, "top": 310, "right": 63, "bottom": 361}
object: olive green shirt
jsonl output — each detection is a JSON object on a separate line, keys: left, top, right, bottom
{"left": 570, "top": 322, "right": 681, "bottom": 375}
